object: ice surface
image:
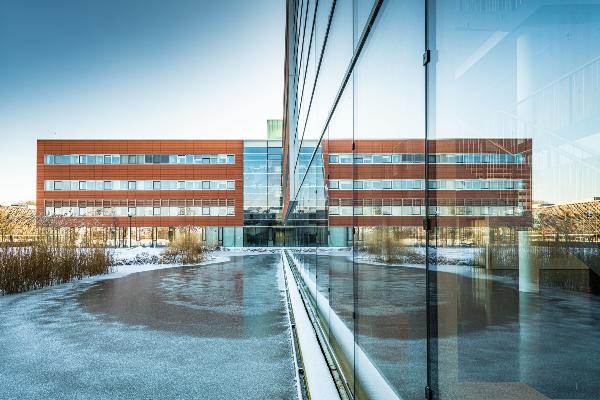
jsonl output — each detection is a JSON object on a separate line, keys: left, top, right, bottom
{"left": 0, "top": 254, "right": 296, "bottom": 400}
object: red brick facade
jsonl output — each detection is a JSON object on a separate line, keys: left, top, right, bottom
{"left": 37, "top": 140, "right": 244, "bottom": 227}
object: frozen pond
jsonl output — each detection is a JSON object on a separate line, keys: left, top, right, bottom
{"left": 0, "top": 254, "right": 297, "bottom": 400}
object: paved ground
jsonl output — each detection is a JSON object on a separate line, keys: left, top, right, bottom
{"left": 0, "top": 254, "right": 296, "bottom": 400}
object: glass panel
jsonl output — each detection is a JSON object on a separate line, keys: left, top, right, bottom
{"left": 352, "top": 1, "right": 426, "bottom": 398}
{"left": 428, "top": 1, "right": 600, "bottom": 399}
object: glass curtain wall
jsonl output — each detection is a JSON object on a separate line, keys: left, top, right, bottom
{"left": 284, "top": 0, "right": 600, "bottom": 399}
{"left": 243, "top": 140, "right": 283, "bottom": 246}
{"left": 427, "top": 1, "right": 600, "bottom": 399}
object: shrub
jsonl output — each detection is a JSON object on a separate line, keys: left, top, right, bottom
{"left": 161, "top": 235, "right": 206, "bottom": 265}
{"left": 0, "top": 243, "right": 113, "bottom": 295}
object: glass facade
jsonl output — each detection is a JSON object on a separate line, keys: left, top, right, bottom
{"left": 243, "top": 140, "right": 284, "bottom": 245}
{"left": 283, "top": 0, "right": 600, "bottom": 399}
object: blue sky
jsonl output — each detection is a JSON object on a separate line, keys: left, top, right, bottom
{"left": 0, "top": 0, "right": 285, "bottom": 204}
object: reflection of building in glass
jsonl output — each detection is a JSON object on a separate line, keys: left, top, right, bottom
{"left": 323, "top": 138, "right": 532, "bottom": 246}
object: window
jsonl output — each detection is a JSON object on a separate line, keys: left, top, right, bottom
{"left": 128, "top": 207, "right": 136, "bottom": 216}
{"left": 202, "top": 157, "right": 210, "bottom": 164}
{"left": 202, "top": 207, "right": 210, "bottom": 215}
{"left": 177, "top": 181, "right": 185, "bottom": 190}
{"left": 227, "top": 181, "right": 235, "bottom": 190}
{"left": 79, "top": 181, "right": 86, "bottom": 190}
{"left": 78, "top": 155, "right": 85, "bottom": 164}
{"left": 340, "top": 155, "right": 352, "bottom": 164}
{"left": 153, "top": 181, "right": 161, "bottom": 190}
{"left": 340, "top": 180, "right": 353, "bottom": 190}
{"left": 104, "top": 181, "right": 113, "bottom": 190}
{"left": 178, "top": 155, "right": 186, "bottom": 164}
{"left": 227, "top": 206, "right": 235, "bottom": 215}
{"left": 79, "top": 207, "right": 87, "bottom": 216}
{"left": 202, "top": 181, "right": 210, "bottom": 190}
{"left": 217, "top": 181, "right": 227, "bottom": 190}
{"left": 227, "top": 155, "right": 235, "bottom": 164}
{"left": 104, "top": 155, "right": 111, "bottom": 164}
{"left": 54, "top": 155, "right": 69, "bottom": 164}
{"left": 152, "top": 207, "right": 161, "bottom": 216}
{"left": 53, "top": 181, "right": 63, "bottom": 190}
{"left": 329, "top": 155, "right": 339, "bottom": 163}
{"left": 127, "top": 181, "right": 136, "bottom": 190}
{"left": 329, "top": 180, "right": 339, "bottom": 189}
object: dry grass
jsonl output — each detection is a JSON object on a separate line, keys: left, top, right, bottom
{"left": 0, "top": 242, "right": 113, "bottom": 295}
{"left": 161, "top": 234, "right": 206, "bottom": 265}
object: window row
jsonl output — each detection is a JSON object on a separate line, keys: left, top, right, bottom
{"left": 329, "top": 179, "right": 526, "bottom": 190}
{"left": 327, "top": 152, "right": 526, "bottom": 164}
{"left": 44, "top": 154, "right": 235, "bottom": 165}
{"left": 45, "top": 205, "right": 235, "bottom": 217}
{"left": 329, "top": 205, "right": 525, "bottom": 217}
{"left": 45, "top": 180, "right": 236, "bottom": 191}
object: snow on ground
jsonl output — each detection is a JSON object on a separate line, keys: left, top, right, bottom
{"left": 99, "top": 246, "right": 229, "bottom": 280}
{"left": 108, "top": 255, "right": 230, "bottom": 279}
